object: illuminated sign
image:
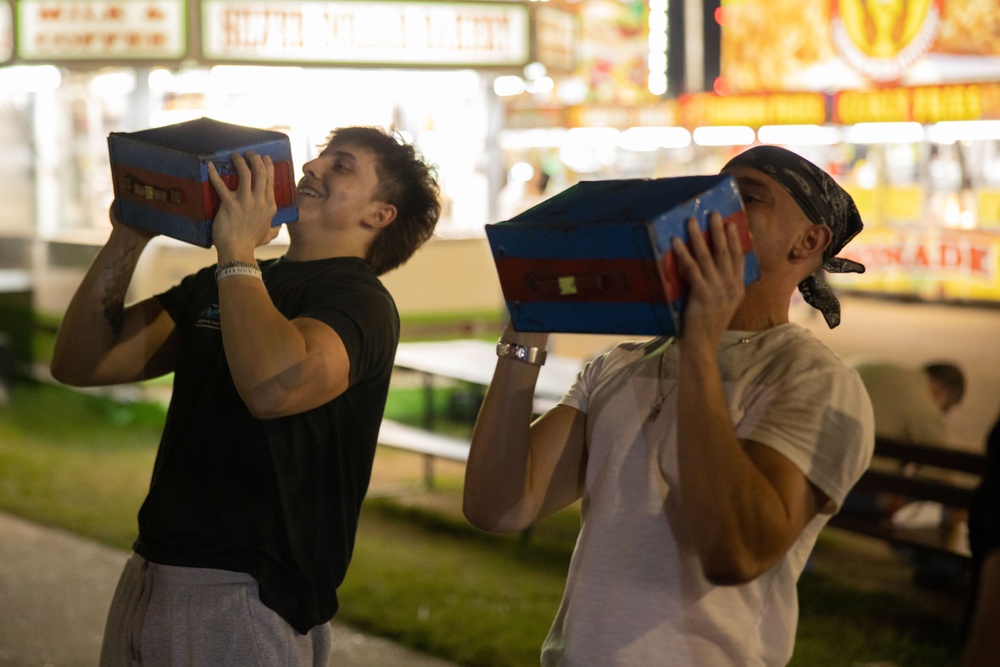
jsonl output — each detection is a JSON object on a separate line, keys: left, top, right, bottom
{"left": 834, "top": 228, "right": 1000, "bottom": 303}
{"left": 201, "top": 0, "right": 531, "bottom": 67}
{"left": 570, "top": 102, "right": 678, "bottom": 129}
{"left": 674, "top": 83, "right": 1000, "bottom": 128}
{"left": 504, "top": 106, "right": 569, "bottom": 130}
{"left": 830, "top": 0, "right": 941, "bottom": 83}
{"left": 16, "top": 0, "right": 186, "bottom": 60}
{"left": 533, "top": 5, "right": 577, "bottom": 74}
{"left": 835, "top": 83, "right": 1000, "bottom": 124}
{"left": 679, "top": 92, "right": 828, "bottom": 128}
{"left": 720, "top": 0, "right": 1000, "bottom": 92}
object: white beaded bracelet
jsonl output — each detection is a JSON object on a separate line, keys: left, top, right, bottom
{"left": 215, "top": 261, "right": 262, "bottom": 281}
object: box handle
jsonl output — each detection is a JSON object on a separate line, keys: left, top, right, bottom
{"left": 526, "top": 271, "right": 629, "bottom": 297}
{"left": 125, "top": 174, "right": 185, "bottom": 205}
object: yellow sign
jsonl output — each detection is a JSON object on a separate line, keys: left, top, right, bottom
{"left": 721, "top": 0, "right": 1000, "bottom": 92}
{"left": 833, "top": 228, "right": 1000, "bottom": 302}
{"left": 835, "top": 83, "right": 1000, "bottom": 124}
{"left": 830, "top": 0, "right": 940, "bottom": 82}
{"left": 679, "top": 92, "right": 827, "bottom": 128}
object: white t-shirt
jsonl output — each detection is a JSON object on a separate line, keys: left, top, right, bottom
{"left": 541, "top": 325, "right": 875, "bottom": 667}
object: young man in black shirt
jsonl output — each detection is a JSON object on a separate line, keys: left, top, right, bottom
{"left": 51, "top": 126, "right": 440, "bottom": 665}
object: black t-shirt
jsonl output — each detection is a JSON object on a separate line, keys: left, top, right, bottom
{"left": 134, "top": 256, "right": 398, "bottom": 634}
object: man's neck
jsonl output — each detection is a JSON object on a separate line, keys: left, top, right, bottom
{"left": 285, "top": 227, "right": 370, "bottom": 263}
{"left": 728, "top": 282, "right": 792, "bottom": 331}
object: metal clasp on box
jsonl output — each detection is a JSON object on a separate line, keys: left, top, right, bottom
{"left": 526, "top": 271, "right": 629, "bottom": 297}
{"left": 125, "top": 175, "right": 184, "bottom": 204}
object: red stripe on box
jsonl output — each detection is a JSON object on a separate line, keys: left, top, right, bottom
{"left": 201, "top": 160, "right": 296, "bottom": 219}
{"left": 111, "top": 163, "right": 205, "bottom": 219}
{"left": 497, "top": 210, "right": 751, "bottom": 305}
{"left": 113, "top": 160, "right": 296, "bottom": 221}
{"left": 496, "top": 257, "right": 670, "bottom": 303}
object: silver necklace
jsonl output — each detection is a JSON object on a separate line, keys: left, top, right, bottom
{"left": 646, "top": 334, "right": 754, "bottom": 423}
{"left": 646, "top": 337, "right": 674, "bottom": 422}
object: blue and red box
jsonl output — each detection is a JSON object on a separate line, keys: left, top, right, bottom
{"left": 108, "top": 117, "right": 298, "bottom": 248}
{"left": 485, "top": 174, "right": 759, "bottom": 336}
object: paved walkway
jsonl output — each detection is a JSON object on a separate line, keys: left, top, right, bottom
{"left": 0, "top": 512, "right": 459, "bottom": 667}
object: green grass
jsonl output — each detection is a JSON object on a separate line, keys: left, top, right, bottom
{"left": 0, "top": 381, "right": 161, "bottom": 549}
{"left": 793, "top": 565, "right": 962, "bottom": 666}
{"left": 342, "top": 502, "right": 573, "bottom": 666}
{"left": 0, "top": 379, "right": 967, "bottom": 666}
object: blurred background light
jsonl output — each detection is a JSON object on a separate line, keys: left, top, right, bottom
{"left": 843, "top": 122, "right": 925, "bottom": 144}
{"left": 493, "top": 75, "right": 526, "bottom": 97}
{"left": 926, "top": 120, "right": 1000, "bottom": 144}
{"left": 757, "top": 124, "right": 843, "bottom": 146}
{"left": 0, "top": 66, "right": 62, "bottom": 95}
{"left": 619, "top": 126, "right": 692, "bottom": 151}
{"left": 693, "top": 125, "right": 755, "bottom": 146}
{"left": 89, "top": 71, "right": 136, "bottom": 97}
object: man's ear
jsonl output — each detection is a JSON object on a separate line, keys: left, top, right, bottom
{"left": 363, "top": 203, "right": 398, "bottom": 230}
{"left": 791, "top": 224, "right": 832, "bottom": 262}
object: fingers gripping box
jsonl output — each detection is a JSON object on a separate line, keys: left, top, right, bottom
{"left": 485, "top": 174, "right": 759, "bottom": 336}
{"left": 108, "top": 117, "right": 298, "bottom": 247}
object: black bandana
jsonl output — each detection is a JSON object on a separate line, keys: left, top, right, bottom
{"left": 723, "top": 145, "right": 865, "bottom": 328}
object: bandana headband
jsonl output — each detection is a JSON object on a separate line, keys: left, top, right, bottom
{"left": 722, "top": 146, "right": 865, "bottom": 328}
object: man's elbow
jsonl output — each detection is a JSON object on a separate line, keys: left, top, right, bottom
{"left": 462, "top": 495, "right": 533, "bottom": 535}
{"left": 243, "top": 389, "right": 291, "bottom": 420}
{"left": 49, "top": 358, "right": 94, "bottom": 387}
{"left": 699, "top": 550, "right": 771, "bottom": 586}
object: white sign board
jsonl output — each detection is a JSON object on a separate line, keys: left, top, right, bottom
{"left": 202, "top": 0, "right": 531, "bottom": 66}
{"left": 17, "top": 0, "right": 186, "bottom": 60}
{"left": 533, "top": 5, "right": 577, "bottom": 73}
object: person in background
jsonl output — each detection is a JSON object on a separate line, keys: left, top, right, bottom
{"left": 963, "top": 409, "right": 1000, "bottom": 666}
{"left": 50, "top": 126, "right": 440, "bottom": 666}
{"left": 464, "top": 145, "right": 874, "bottom": 666}
{"left": 849, "top": 360, "right": 968, "bottom": 588}
{"left": 853, "top": 360, "right": 965, "bottom": 446}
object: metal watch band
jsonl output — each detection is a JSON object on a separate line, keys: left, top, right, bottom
{"left": 496, "top": 338, "right": 548, "bottom": 366}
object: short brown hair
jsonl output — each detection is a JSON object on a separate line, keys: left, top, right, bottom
{"left": 324, "top": 127, "right": 441, "bottom": 276}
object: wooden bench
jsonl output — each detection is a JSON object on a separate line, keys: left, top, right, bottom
{"left": 378, "top": 340, "right": 582, "bottom": 490}
{"left": 377, "top": 418, "right": 469, "bottom": 490}
{"left": 827, "top": 436, "right": 988, "bottom": 564}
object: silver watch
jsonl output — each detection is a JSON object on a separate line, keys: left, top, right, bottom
{"left": 496, "top": 338, "right": 548, "bottom": 366}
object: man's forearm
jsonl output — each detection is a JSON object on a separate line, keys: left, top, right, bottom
{"left": 50, "top": 230, "right": 150, "bottom": 383}
{"left": 672, "top": 342, "right": 791, "bottom": 582}
{"left": 464, "top": 324, "right": 558, "bottom": 531}
{"left": 216, "top": 270, "right": 310, "bottom": 404}
{"left": 465, "top": 356, "right": 541, "bottom": 528}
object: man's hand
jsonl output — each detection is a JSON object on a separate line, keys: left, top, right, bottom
{"left": 107, "top": 202, "right": 158, "bottom": 244}
{"left": 672, "top": 212, "right": 746, "bottom": 347}
{"left": 208, "top": 151, "right": 280, "bottom": 258}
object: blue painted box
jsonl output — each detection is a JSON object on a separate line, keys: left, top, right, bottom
{"left": 485, "top": 174, "right": 759, "bottom": 336}
{"left": 108, "top": 117, "right": 298, "bottom": 248}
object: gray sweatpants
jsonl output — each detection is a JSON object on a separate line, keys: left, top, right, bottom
{"left": 99, "top": 553, "right": 332, "bottom": 667}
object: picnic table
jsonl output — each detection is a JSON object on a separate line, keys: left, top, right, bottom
{"left": 379, "top": 339, "right": 584, "bottom": 487}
